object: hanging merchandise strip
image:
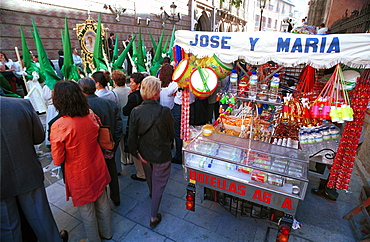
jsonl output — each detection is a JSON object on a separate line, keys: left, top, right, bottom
{"left": 181, "top": 87, "right": 191, "bottom": 141}
{"left": 327, "top": 69, "right": 370, "bottom": 190}
{"left": 296, "top": 65, "right": 316, "bottom": 96}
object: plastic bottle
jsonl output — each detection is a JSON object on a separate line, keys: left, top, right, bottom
{"left": 199, "top": 158, "right": 212, "bottom": 169}
{"left": 306, "top": 130, "right": 315, "bottom": 155}
{"left": 209, "top": 160, "right": 225, "bottom": 171}
{"left": 229, "top": 69, "right": 238, "bottom": 94}
{"left": 329, "top": 125, "right": 341, "bottom": 139}
{"left": 320, "top": 125, "right": 331, "bottom": 150}
{"left": 299, "top": 130, "right": 309, "bottom": 152}
{"left": 321, "top": 126, "right": 331, "bottom": 142}
{"left": 312, "top": 127, "right": 325, "bottom": 152}
{"left": 211, "top": 159, "right": 237, "bottom": 171}
{"left": 268, "top": 74, "right": 280, "bottom": 102}
{"left": 249, "top": 71, "right": 258, "bottom": 99}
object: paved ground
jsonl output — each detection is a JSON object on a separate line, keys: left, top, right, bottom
{"left": 44, "top": 160, "right": 363, "bottom": 242}
{"left": 39, "top": 114, "right": 364, "bottom": 241}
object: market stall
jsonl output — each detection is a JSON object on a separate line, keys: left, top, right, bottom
{"left": 173, "top": 30, "right": 370, "bottom": 239}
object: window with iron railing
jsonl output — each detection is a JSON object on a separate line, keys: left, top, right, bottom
{"left": 268, "top": 17, "right": 272, "bottom": 28}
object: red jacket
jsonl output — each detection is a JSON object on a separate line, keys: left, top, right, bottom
{"left": 51, "top": 110, "right": 110, "bottom": 206}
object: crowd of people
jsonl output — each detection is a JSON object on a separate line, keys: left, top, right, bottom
{"left": 1, "top": 51, "right": 210, "bottom": 241}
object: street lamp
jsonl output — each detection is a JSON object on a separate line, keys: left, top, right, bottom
{"left": 170, "top": 2, "right": 177, "bottom": 16}
{"left": 259, "top": 0, "right": 267, "bottom": 31}
{"left": 157, "top": 2, "right": 182, "bottom": 27}
{"left": 168, "top": 2, "right": 182, "bottom": 25}
{"left": 103, "top": 3, "right": 126, "bottom": 22}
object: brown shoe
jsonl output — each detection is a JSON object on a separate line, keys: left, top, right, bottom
{"left": 59, "top": 230, "right": 68, "bottom": 242}
{"left": 131, "top": 174, "right": 146, "bottom": 181}
{"left": 311, "top": 189, "right": 336, "bottom": 203}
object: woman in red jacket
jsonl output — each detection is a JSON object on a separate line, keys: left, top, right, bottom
{"left": 50, "top": 81, "right": 112, "bottom": 241}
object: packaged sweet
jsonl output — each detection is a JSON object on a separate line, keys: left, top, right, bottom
{"left": 238, "top": 166, "right": 253, "bottom": 174}
{"left": 251, "top": 171, "right": 267, "bottom": 183}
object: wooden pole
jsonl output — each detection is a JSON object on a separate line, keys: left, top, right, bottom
{"left": 14, "top": 47, "right": 30, "bottom": 93}
{"left": 122, "top": 40, "right": 137, "bottom": 73}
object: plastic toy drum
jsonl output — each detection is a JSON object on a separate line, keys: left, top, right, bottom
{"left": 189, "top": 67, "right": 218, "bottom": 98}
{"left": 205, "top": 54, "right": 233, "bottom": 79}
{"left": 172, "top": 59, "right": 195, "bottom": 88}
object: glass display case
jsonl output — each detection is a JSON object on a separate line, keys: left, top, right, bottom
{"left": 183, "top": 132, "right": 309, "bottom": 215}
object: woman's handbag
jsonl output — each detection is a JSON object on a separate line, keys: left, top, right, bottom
{"left": 98, "top": 126, "right": 115, "bottom": 150}
{"left": 94, "top": 114, "right": 115, "bottom": 150}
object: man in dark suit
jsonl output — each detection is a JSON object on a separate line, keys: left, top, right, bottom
{"left": 0, "top": 96, "right": 67, "bottom": 241}
{"left": 123, "top": 35, "right": 133, "bottom": 75}
{"left": 107, "top": 33, "right": 115, "bottom": 62}
{"left": 78, "top": 77, "right": 122, "bottom": 206}
{"left": 58, "top": 50, "right": 64, "bottom": 70}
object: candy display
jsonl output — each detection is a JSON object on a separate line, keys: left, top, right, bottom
{"left": 185, "top": 136, "right": 307, "bottom": 191}
{"left": 271, "top": 122, "right": 299, "bottom": 144}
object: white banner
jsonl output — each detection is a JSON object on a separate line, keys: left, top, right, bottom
{"left": 175, "top": 30, "right": 370, "bottom": 69}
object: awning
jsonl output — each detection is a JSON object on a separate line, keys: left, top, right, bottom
{"left": 174, "top": 30, "right": 370, "bottom": 69}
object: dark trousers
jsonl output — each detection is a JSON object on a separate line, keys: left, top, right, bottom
{"left": 316, "top": 163, "right": 339, "bottom": 199}
{"left": 17, "top": 200, "right": 37, "bottom": 242}
{"left": 126, "top": 58, "right": 133, "bottom": 76}
{"left": 172, "top": 104, "right": 182, "bottom": 161}
{"left": 0, "top": 184, "right": 60, "bottom": 242}
{"left": 214, "top": 101, "right": 220, "bottom": 121}
{"left": 106, "top": 157, "right": 120, "bottom": 203}
{"left": 142, "top": 160, "right": 171, "bottom": 218}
